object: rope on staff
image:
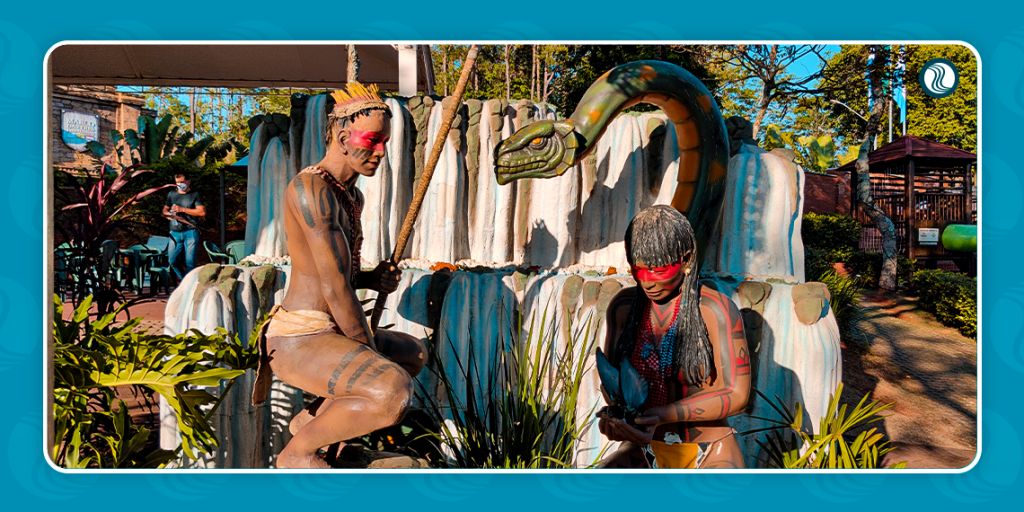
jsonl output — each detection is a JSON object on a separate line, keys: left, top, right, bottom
{"left": 369, "top": 44, "right": 480, "bottom": 333}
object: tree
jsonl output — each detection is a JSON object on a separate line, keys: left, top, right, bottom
{"left": 820, "top": 45, "right": 904, "bottom": 149}
{"left": 553, "top": 45, "right": 717, "bottom": 116}
{"left": 904, "top": 45, "right": 977, "bottom": 153}
{"left": 855, "top": 46, "right": 900, "bottom": 291}
{"left": 708, "top": 45, "right": 839, "bottom": 137}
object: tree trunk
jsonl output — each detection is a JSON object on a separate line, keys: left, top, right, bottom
{"left": 505, "top": 45, "right": 511, "bottom": 102}
{"left": 749, "top": 45, "right": 778, "bottom": 138}
{"left": 751, "top": 85, "right": 770, "bottom": 138}
{"left": 855, "top": 46, "right": 899, "bottom": 291}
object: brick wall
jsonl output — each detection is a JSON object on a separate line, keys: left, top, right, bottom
{"left": 51, "top": 85, "right": 156, "bottom": 170}
{"left": 803, "top": 169, "right": 852, "bottom": 215}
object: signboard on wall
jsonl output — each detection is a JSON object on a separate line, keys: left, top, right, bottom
{"left": 61, "top": 110, "right": 99, "bottom": 152}
{"left": 918, "top": 228, "right": 940, "bottom": 246}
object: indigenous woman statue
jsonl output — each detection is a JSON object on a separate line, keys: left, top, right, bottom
{"left": 598, "top": 205, "right": 751, "bottom": 468}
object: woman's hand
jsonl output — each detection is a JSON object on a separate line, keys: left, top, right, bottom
{"left": 597, "top": 409, "right": 656, "bottom": 446}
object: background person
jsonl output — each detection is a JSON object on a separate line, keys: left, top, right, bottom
{"left": 162, "top": 172, "right": 206, "bottom": 281}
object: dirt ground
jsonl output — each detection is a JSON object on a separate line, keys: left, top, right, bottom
{"left": 842, "top": 290, "right": 978, "bottom": 469}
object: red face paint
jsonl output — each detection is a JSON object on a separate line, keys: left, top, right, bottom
{"left": 631, "top": 262, "right": 683, "bottom": 282}
{"left": 348, "top": 129, "right": 388, "bottom": 152}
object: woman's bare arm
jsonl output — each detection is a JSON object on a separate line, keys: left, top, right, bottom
{"left": 641, "top": 287, "right": 751, "bottom": 425}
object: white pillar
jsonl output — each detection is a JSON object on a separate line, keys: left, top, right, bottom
{"left": 398, "top": 44, "right": 418, "bottom": 97}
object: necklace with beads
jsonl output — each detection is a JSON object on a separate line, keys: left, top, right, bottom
{"left": 630, "top": 294, "right": 682, "bottom": 407}
{"left": 303, "top": 165, "right": 363, "bottom": 284}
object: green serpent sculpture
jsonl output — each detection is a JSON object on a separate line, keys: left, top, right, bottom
{"left": 494, "top": 60, "right": 730, "bottom": 268}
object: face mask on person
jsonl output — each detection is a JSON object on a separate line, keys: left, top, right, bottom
{"left": 177, "top": 183, "right": 188, "bottom": 192}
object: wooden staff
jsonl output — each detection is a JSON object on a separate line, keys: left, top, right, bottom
{"left": 369, "top": 44, "right": 480, "bottom": 332}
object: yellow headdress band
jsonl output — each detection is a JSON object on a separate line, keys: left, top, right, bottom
{"left": 330, "top": 81, "right": 391, "bottom": 120}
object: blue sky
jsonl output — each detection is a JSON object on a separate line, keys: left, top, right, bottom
{"left": 790, "top": 44, "right": 842, "bottom": 85}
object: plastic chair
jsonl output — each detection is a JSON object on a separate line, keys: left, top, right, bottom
{"left": 146, "top": 236, "right": 172, "bottom": 254}
{"left": 54, "top": 245, "right": 77, "bottom": 300}
{"left": 127, "top": 244, "right": 168, "bottom": 295}
{"left": 98, "top": 240, "right": 120, "bottom": 286}
{"left": 204, "top": 241, "right": 233, "bottom": 265}
{"left": 225, "top": 240, "right": 245, "bottom": 265}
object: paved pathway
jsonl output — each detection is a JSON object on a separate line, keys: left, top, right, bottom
{"left": 843, "top": 290, "right": 977, "bottom": 469}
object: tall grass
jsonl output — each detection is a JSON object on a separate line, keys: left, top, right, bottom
{"left": 416, "top": 304, "right": 598, "bottom": 468}
{"left": 815, "top": 269, "right": 863, "bottom": 336}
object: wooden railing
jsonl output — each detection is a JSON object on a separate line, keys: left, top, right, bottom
{"left": 915, "top": 193, "right": 969, "bottom": 222}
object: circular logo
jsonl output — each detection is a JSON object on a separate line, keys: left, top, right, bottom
{"left": 919, "top": 58, "right": 960, "bottom": 98}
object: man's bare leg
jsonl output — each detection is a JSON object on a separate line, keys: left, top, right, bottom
{"left": 287, "top": 330, "right": 425, "bottom": 437}
{"left": 268, "top": 332, "right": 412, "bottom": 468}
{"left": 289, "top": 397, "right": 326, "bottom": 436}
{"left": 374, "top": 329, "right": 427, "bottom": 377}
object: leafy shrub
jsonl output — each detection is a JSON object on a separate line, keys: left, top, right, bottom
{"left": 844, "top": 251, "right": 917, "bottom": 289}
{"left": 805, "top": 248, "right": 842, "bottom": 282}
{"left": 909, "top": 269, "right": 977, "bottom": 338}
{"left": 53, "top": 295, "right": 259, "bottom": 468}
{"left": 802, "top": 213, "right": 862, "bottom": 261}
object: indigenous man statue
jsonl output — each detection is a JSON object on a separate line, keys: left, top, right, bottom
{"left": 251, "top": 83, "right": 427, "bottom": 469}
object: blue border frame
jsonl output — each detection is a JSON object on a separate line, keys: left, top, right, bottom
{"left": 8, "top": 1, "right": 1020, "bottom": 507}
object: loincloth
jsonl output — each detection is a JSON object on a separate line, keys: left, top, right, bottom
{"left": 647, "top": 429, "right": 737, "bottom": 468}
{"left": 265, "top": 308, "right": 338, "bottom": 338}
{"left": 251, "top": 306, "right": 339, "bottom": 406}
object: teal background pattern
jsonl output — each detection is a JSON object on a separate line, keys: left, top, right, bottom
{"left": 5, "top": 1, "right": 1020, "bottom": 507}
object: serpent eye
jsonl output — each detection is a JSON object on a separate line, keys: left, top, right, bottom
{"left": 529, "top": 137, "right": 548, "bottom": 149}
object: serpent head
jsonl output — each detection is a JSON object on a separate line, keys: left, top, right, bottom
{"left": 493, "top": 120, "right": 580, "bottom": 185}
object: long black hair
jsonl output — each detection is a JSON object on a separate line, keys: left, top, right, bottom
{"left": 613, "top": 205, "right": 714, "bottom": 386}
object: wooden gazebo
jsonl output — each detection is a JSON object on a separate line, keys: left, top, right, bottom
{"left": 834, "top": 134, "right": 976, "bottom": 268}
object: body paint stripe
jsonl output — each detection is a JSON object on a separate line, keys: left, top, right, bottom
{"left": 326, "top": 344, "right": 370, "bottom": 395}
{"left": 345, "top": 358, "right": 377, "bottom": 393}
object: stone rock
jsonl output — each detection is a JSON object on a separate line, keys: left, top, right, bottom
{"left": 792, "top": 281, "right": 831, "bottom": 325}
{"left": 331, "top": 445, "right": 430, "bottom": 469}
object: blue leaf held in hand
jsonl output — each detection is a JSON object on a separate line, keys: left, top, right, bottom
{"left": 595, "top": 348, "right": 621, "bottom": 403}
{"left": 620, "top": 358, "right": 649, "bottom": 411}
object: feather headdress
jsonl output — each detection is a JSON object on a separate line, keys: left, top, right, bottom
{"left": 330, "top": 81, "right": 390, "bottom": 119}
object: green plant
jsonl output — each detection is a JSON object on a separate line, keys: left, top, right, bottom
{"left": 802, "top": 212, "right": 862, "bottom": 262}
{"left": 764, "top": 124, "right": 861, "bottom": 172}
{"left": 54, "top": 162, "right": 175, "bottom": 313}
{"left": 845, "top": 251, "right": 917, "bottom": 288}
{"left": 87, "top": 114, "right": 247, "bottom": 168}
{"left": 53, "top": 295, "right": 259, "bottom": 468}
{"left": 742, "top": 383, "right": 907, "bottom": 469}
{"left": 909, "top": 269, "right": 977, "bottom": 338}
{"left": 815, "top": 270, "right": 863, "bottom": 335}
{"left": 416, "top": 305, "right": 598, "bottom": 468}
